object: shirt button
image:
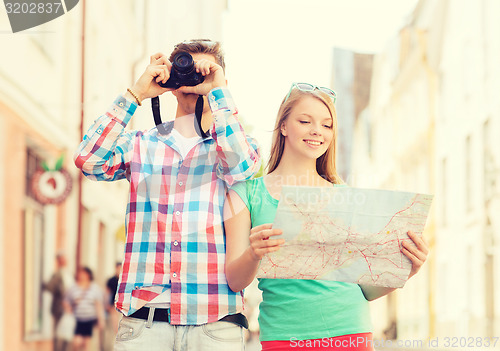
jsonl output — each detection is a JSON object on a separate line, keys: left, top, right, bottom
{"left": 178, "top": 181, "right": 183, "bottom": 186}
{"left": 173, "top": 241, "right": 178, "bottom": 246}
{"left": 172, "top": 272, "right": 177, "bottom": 278}
{"left": 175, "top": 211, "right": 180, "bottom": 216}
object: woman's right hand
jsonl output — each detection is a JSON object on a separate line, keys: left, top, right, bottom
{"left": 247, "top": 223, "right": 285, "bottom": 261}
{"left": 128, "top": 53, "right": 174, "bottom": 101}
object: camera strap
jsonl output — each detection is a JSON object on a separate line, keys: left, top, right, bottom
{"left": 151, "top": 95, "right": 209, "bottom": 138}
{"left": 195, "top": 95, "right": 210, "bottom": 139}
{"left": 151, "top": 96, "right": 168, "bottom": 135}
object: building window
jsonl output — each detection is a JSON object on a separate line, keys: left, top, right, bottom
{"left": 26, "top": 148, "right": 43, "bottom": 198}
{"left": 23, "top": 148, "right": 47, "bottom": 339}
{"left": 465, "top": 135, "right": 472, "bottom": 212}
{"left": 441, "top": 158, "right": 447, "bottom": 226}
{"left": 482, "top": 118, "right": 495, "bottom": 336}
{"left": 462, "top": 42, "right": 475, "bottom": 99}
{"left": 97, "top": 221, "right": 106, "bottom": 285}
{"left": 483, "top": 119, "right": 493, "bottom": 204}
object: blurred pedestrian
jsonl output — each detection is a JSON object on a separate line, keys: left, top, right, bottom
{"left": 64, "top": 266, "right": 105, "bottom": 351}
{"left": 224, "top": 82, "right": 430, "bottom": 350}
{"left": 43, "top": 250, "right": 73, "bottom": 351}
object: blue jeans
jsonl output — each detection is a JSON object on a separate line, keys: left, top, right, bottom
{"left": 114, "top": 315, "right": 245, "bottom": 351}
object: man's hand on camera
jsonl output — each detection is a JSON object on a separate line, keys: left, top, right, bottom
{"left": 126, "top": 53, "right": 174, "bottom": 102}
{"left": 176, "top": 59, "right": 227, "bottom": 96}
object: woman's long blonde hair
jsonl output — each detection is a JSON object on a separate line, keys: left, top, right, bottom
{"left": 266, "top": 88, "right": 343, "bottom": 184}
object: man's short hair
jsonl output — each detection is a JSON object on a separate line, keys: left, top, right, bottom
{"left": 169, "top": 39, "right": 225, "bottom": 72}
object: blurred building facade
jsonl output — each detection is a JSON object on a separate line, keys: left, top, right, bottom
{"left": 348, "top": 0, "right": 500, "bottom": 343}
{"left": 434, "top": 0, "right": 500, "bottom": 338}
{"left": 0, "top": 1, "right": 228, "bottom": 350}
{"left": 332, "top": 48, "right": 374, "bottom": 182}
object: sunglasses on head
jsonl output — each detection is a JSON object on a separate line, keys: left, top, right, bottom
{"left": 285, "top": 82, "right": 337, "bottom": 104}
{"left": 176, "top": 39, "right": 217, "bottom": 47}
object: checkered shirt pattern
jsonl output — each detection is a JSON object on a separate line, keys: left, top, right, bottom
{"left": 74, "top": 87, "right": 261, "bottom": 325}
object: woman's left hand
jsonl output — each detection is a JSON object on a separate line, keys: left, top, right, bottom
{"left": 401, "top": 230, "right": 429, "bottom": 279}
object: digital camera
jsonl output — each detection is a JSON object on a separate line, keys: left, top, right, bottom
{"left": 158, "top": 52, "right": 204, "bottom": 89}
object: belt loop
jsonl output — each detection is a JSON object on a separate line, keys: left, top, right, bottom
{"left": 146, "top": 307, "right": 155, "bottom": 328}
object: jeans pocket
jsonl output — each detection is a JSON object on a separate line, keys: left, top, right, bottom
{"left": 116, "top": 317, "right": 146, "bottom": 342}
{"left": 201, "top": 321, "right": 243, "bottom": 342}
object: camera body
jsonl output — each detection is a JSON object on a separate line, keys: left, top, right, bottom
{"left": 159, "top": 51, "right": 204, "bottom": 89}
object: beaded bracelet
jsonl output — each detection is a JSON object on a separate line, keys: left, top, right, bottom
{"left": 127, "top": 88, "right": 142, "bottom": 106}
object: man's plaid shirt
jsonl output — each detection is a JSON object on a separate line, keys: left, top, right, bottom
{"left": 74, "top": 88, "right": 260, "bottom": 325}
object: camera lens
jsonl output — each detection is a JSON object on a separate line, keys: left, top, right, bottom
{"left": 173, "top": 52, "right": 194, "bottom": 73}
{"left": 176, "top": 55, "right": 189, "bottom": 67}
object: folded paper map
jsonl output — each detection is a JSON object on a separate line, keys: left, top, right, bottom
{"left": 257, "top": 186, "right": 433, "bottom": 288}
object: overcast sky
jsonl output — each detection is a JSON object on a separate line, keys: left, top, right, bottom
{"left": 223, "top": 0, "right": 418, "bottom": 159}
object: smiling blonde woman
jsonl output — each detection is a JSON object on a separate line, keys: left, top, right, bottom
{"left": 224, "top": 83, "right": 429, "bottom": 351}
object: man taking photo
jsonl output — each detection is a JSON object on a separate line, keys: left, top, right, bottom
{"left": 74, "top": 39, "right": 260, "bottom": 351}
